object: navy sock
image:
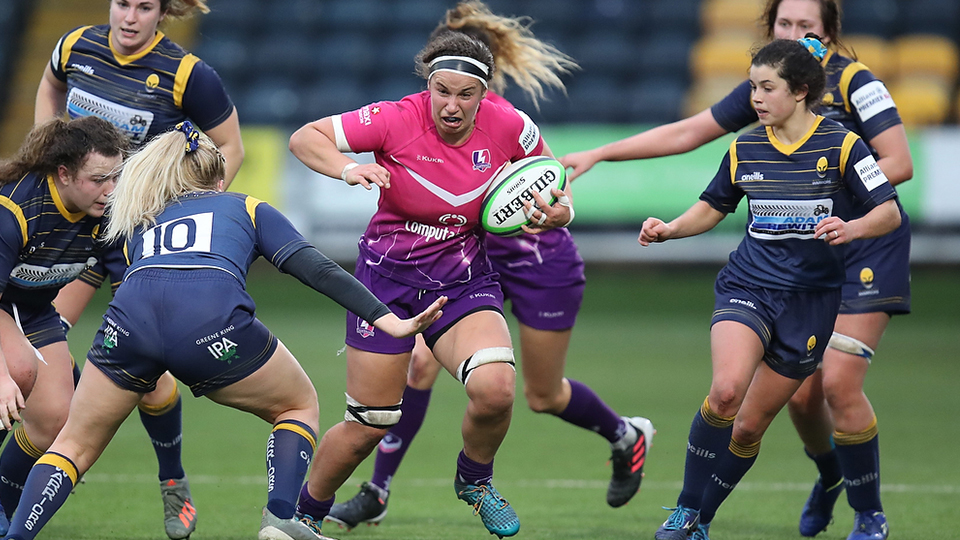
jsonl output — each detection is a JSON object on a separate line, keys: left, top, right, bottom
{"left": 456, "top": 450, "right": 494, "bottom": 486}
{"left": 806, "top": 446, "right": 843, "bottom": 488}
{"left": 698, "top": 437, "right": 760, "bottom": 525}
{"left": 0, "top": 427, "right": 44, "bottom": 518}
{"left": 296, "top": 483, "right": 334, "bottom": 520}
{"left": 370, "top": 386, "right": 431, "bottom": 491}
{"left": 557, "top": 379, "right": 623, "bottom": 442}
{"left": 265, "top": 420, "right": 317, "bottom": 519}
{"left": 677, "top": 397, "right": 734, "bottom": 509}
{"left": 138, "top": 388, "right": 185, "bottom": 481}
{"left": 4, "top": 453, "right": 77, "bottom": 540}
{"left": 835, "top": 418, "right": 882, "bottom": 512}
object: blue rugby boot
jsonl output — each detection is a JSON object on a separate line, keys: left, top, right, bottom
{"left": 454, "top": 478, "right": 520, "bottom": 538}
{"left": 655, "top": 505, "right": 700, "bottom": 540}
{"left": 848, "top": 511, "right": 888, "bottom": 540}
{"left": 690, "top": 522, "right": 710, "bottom": 540}
{"left": 799, "top": 477, "right": 844, "bottom": 536}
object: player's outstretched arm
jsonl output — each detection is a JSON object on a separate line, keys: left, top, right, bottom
{"left": 559, "top": 109, "right": 729, "bottom": 181}
{"left": 639, "top": 200, "right": 726, "bottom": 246}
{"left": 289, "top": 117, "right": 391, "bottom": 190}
{"left": 372, "top": 296, "right": 447, "bottom": 339}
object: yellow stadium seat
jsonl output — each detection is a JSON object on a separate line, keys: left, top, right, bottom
{"left": 700, "top": 0, "right": 766, "bottom": 38}
{"left": 892, "top": 34, "right": 959, "bottom": 83}
{"left": 841, "top": 34, "right": 895, "bottom": 82}
{"left": 690, "top": 33, "right": 760, "bottom": 80}
{"left": 888, "top": 78, "right": 951, "bottom": 126}
{"left": 683, "top": 75, "right": 749, "bottom": 118}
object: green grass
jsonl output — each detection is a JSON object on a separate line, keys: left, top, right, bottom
{"left": 30, "top": 264, "right": 960, "bottom": 539}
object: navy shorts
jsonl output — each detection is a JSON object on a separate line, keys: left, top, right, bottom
{"left": 345, "top": 260, "right": 504, "bottom": 355}
{"left": 712, "top": 268, "right": 841, "bottom": 379}
{"left": 0, "top": 300, "right": 66, "bottom": 349}
{"left": 87, "top": 268, "right": 278, "bottom": 396}
{"left": 489, "top": 240, "right": 586, "bottom": 331}
{"left": 839, "top": 214, "right": 911, "bottom": 315}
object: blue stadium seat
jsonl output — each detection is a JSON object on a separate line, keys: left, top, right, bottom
{"left": 376, "top": 32, "right": 430, "bottom": 77}
{"left": 251, "top": 33, "right": 318, "bottom": 81}
{"left": 564, "top": 76, "right": 626, "bottom": 123}
{"left": 628, "top": 77, "right": 686, "bottom": 125}
{"left": 637, "top": 32, "right": 694, "bottom": 84}
{"left": 584, "top": 0, "right": 651, "bottom": 33}
{"left": 388, "top": 0, "right": 450, "bottom": 33}
{"left": 237, "top": 78, "right": 302, "bottom": 125}
{"left": 192, "top": 38, "right": 251, "bottom": 90}
{"left": 263, "top": 0, "right": 324, "bottom": 35}
{"left": 299, "top": 79, "right": 368, "bottom": 120}
{"left": 574, "top": 31, "right": 641, "bottom": 83}
{"left": 901, "top": 0, "right": 960, "bottom": 41}
{"left": 318, "top": 0, "right": 391, "bottom": 32}
{"left": 371, "top": 76, "right": 427, "bottom": 102}
{"left": 203, "top": 0, "right": 261, "bottom": 37}
{"left": 313, "top": 33, "right": 378, "bottom": 78}
{"left": 842, "top": 0, "right": 900, "bottom": 39}
{"left": 522, "top": 0, "right": 588, "bottom": 37}
{"left": 645, "top": 0, "right": 701, "bottom": 40}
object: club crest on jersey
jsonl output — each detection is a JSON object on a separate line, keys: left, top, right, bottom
{"left": 357, "top": 319, "right": 375, "bottom": 338}
{"left": 472, "top": 149, "right": 492, "bottom": 172}
{"left": 439, "top": 213, "right": 467, "bottom": 226}
{"left": 145, "top": 73, "right": 160, "bottom": 92}
{"left": 816, "top": 156, "right": 828, "bottom": 178}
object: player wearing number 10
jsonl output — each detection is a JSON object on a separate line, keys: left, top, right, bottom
{"left": 2, "top": 123, "right": 443, "bottom": 540}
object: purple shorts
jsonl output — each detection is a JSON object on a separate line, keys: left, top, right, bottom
{"left": 489, "top": 244, "right": 585, "bottom": 331}
{"left": 345, "top": 261, "right": 505, "bottom": 354}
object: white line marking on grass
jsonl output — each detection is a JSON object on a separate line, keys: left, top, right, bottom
{"left": 81, "top": 474, "right": 960, "bottom": 494}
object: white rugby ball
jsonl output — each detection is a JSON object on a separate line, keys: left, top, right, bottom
{"left": 480, "top": 156, "right": 567, "bottom": 236}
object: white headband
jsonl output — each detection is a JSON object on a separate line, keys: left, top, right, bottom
{"left": 428, "top": 55, "right": 490, "bottom": 87}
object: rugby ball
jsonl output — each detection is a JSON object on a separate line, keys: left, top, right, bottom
{"left": 480, "top": 156, "right": 567, "bottom": 236}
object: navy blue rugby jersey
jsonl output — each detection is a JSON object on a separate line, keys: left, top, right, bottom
{"left": 0, "top": 172, "right": 104, "bottom": 307}
{"left": 711, "top": 50, "right": 902, "bottom": 147}
{"left": 50, "top": 25, "right": 234, "bottom": 146}
{"left": 124, "top": 192, "right": 311, "bottom": 286}
{"left": 700, "top": 117, "right": 897, "bottom": 291}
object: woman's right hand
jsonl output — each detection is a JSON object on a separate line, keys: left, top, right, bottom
{"left": 344, "top": 163, "right": 392, "bottom": 190}
{"left": 0, "top": 372, "right": 25, "bottom": 431}
{"left": 558, "top": 150, "right": 599, "bottom": 182}
{"left": 639, "top": 217, "right": 670, "bottom": 246}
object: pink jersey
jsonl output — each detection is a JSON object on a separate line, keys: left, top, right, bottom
{"left": 333, "top": 91, "right": 544, "bottom": 289}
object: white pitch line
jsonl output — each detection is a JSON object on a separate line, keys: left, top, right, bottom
{"left": 81, "top": 474, "right": 960, "bottom": 494}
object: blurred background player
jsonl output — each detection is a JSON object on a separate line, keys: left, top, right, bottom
{"left": 0, "top": 115, "right": 127, "bottom": 535}
{"left": 326, "top": 2, "right": 654, "bottom": 531}
{"left": 639, "top": 37, "right": 900, "bottom": 540}
{"left": 561, "top": 1, "right": 909, "bottom": 538}
{"left": 287, "top": 27, "right": 573, "bottom": 539}
{"left": 22, "top": 1, "right": 244, "bottom": 538}
{"left": 2, "top": 122, "right": 443, "bottom": 540}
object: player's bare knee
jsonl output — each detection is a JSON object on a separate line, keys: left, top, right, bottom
{"left": 708, "top": 387, "right": 742, "bottom": 417}
{"left": 731, "top": 422, "right": 764, "bottom": 446}
{"left": 522, "top": 385, "right": 563, "bottom": 414}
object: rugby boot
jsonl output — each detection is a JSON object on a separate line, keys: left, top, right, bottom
{"left": 607, "top": 416, "right": 655, "bottom": 507}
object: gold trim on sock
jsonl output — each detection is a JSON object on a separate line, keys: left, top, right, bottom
{"left": 273, "top": 421, "right": 317, "bottom": 451}
{"left": 36, "top": 452, "right": 79, "bottom": 486}
{"left": 729, "top": 436, "right": 761, "bottom": 458}
{"left": 701, "top": 396, "right": 735, "bottom": 428}
{"left": 834, "top": 416, "right": 878, "bottom": 446}
{"left": 138, "top": 385, "right": 181, "bottom": 415}
{"left": 15, "top": 426, "right": 44, "bottom": 459}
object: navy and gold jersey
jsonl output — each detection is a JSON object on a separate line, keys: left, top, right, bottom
{"left": 50, "top": 25, "right": 234, "bottom": 146}
{"left": 0, "top": 172, "right": 103, "bottom": 307}
{"left": 711, "top": 50, "right": 903, "bottom": 147}
{"left": 700, "top": 117, "right": 897, "bottom": 291}
{"left": 124, "top": 192, "right": 311, "bottom": 286}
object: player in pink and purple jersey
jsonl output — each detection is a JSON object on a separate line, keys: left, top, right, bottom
{"left": 326, "top": 2, "right": 655, "bottom": 532}
{"left": 287, "top": 26, "right": 572, "bottom": 539}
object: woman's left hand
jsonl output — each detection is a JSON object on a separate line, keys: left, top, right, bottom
{"left": 375, "top": 296, "right": 448, "bottom": 339}
{"left": 814, "top": 217, "right": 851, "bottom": 245}
{"left": 521, "top": 188, "right": 573, "bottom": 234}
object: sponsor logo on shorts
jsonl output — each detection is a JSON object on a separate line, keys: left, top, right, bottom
{"left": 405, "top": 220, "right": 455, "bottom": 241}
{"left": 729, "top": 298, "right": 756, "bottom": 309}
{"left": 472, "top": 149, "right": 491, "bottom": 172}
{"left": 103, "top": 325, "right": 119, "bottom": 350}
{"left": 357, "top": 319, "right": 375, "bottom": 338}
{"left": 207, "top": 338, "right": 239, "bottom": 364}
{"left": 470, "top": 292, "right": 497, "bottom": 300}
{"left": 539, "top": 310, "right": 565, "bottom": 318}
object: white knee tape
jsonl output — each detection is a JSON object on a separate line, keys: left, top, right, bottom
{"left": 344, "top": 393, "right": 403, "bottom": 429}
{"left": 455, "top": 347, "right": 515, "bottom": 385}
{"left": 827, "top": 332, "right": 875, "bottom": 362}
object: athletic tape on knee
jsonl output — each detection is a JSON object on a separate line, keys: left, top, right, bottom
{"left": 344, "top": 393, "right": 403, "bottom": 429}
{"left": 827, "top": 332, "right": 875, "bottom": 362}
{"left": 455, "top": 347, "right": 515, "bottom": 385}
